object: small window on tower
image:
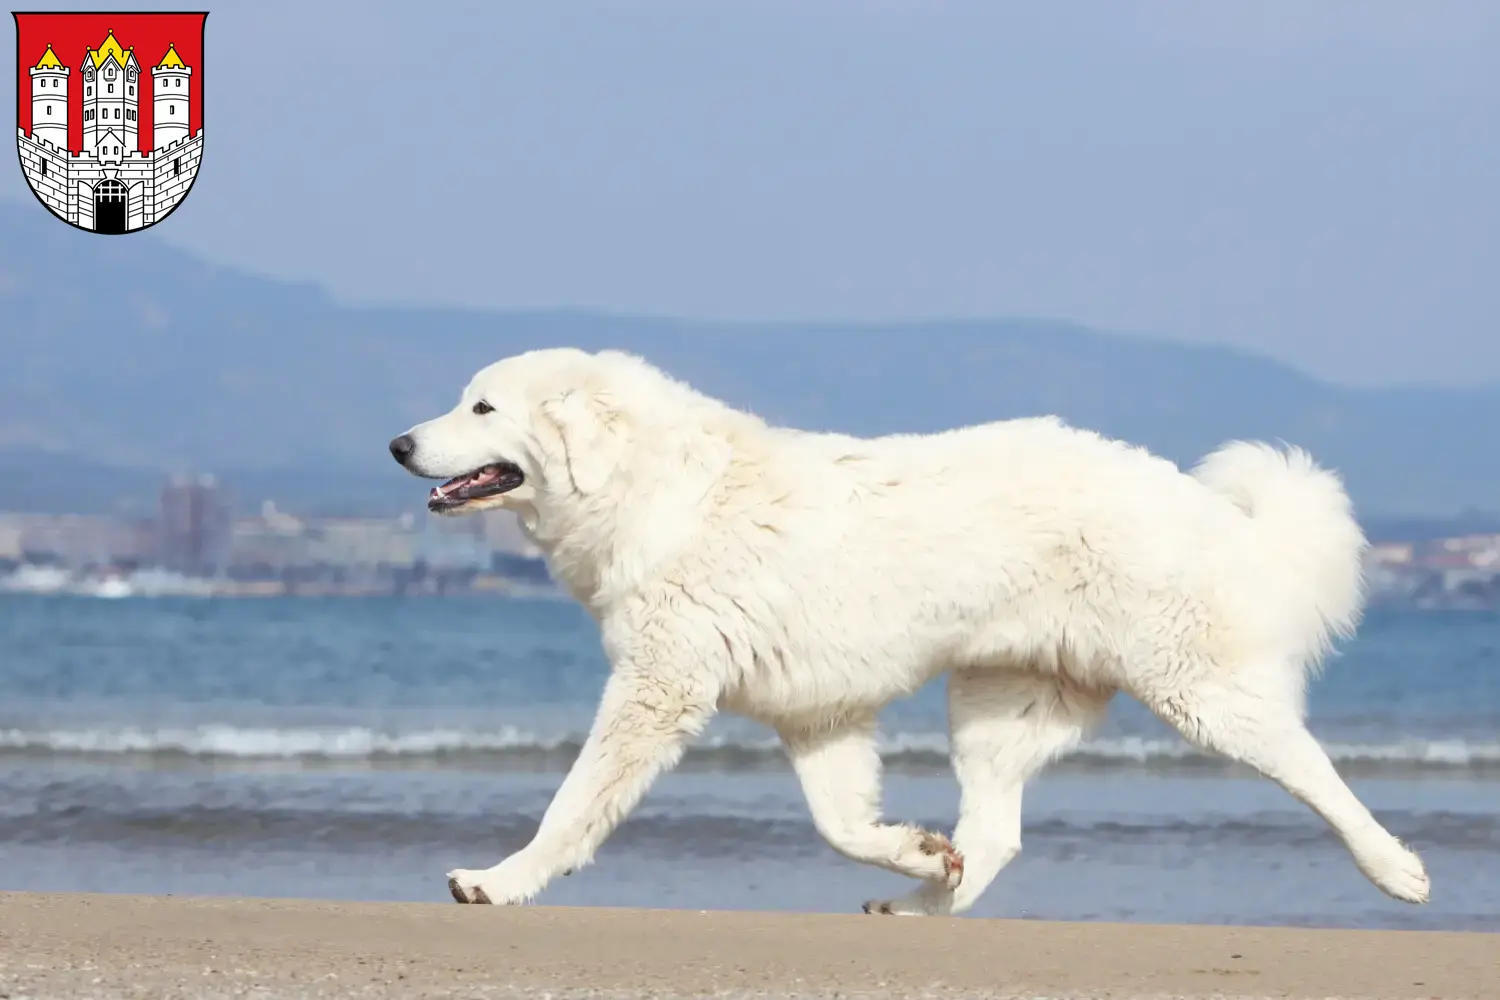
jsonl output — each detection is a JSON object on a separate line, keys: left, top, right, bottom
{"left": 169, "top": 104, "right": 175, "bottom": 114}
{"left": 40, "top": 159, "right": 48, "bottom": 177}
{"left": 108, "top": 83, "right": 114, "bottom": 94}
{"left": 176, "top": 78, "right": 182, "bottom": 88}
{"left": 174, "top": 157, "right": 181, "bottom": 176}
{"left": 45, "top": 105, "right": 51, "bottom": 115}
{"left": 129, "top": 86, "right": 134, "bottom": 96}
{"left": 115, "top": 108, "right": 121, "bottom": 119}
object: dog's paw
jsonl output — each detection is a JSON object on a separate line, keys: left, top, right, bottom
{"left": 448, "top": 875, "right": 489, "bottom": 904}
{"left": 447, "top": 868, "right": 529, "bottom": 906}
{"left": 861, "top": 890, "right": 950, "bottom": 917}
{"left": 1357, "top": 841, "right": 1431, "bottom": 905}
{"left": 915, "top": 831, "right": 965, "bottom": 889}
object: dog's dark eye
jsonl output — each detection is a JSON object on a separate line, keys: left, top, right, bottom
{"left": 472, "top": 401, "right": 493, "bottom": 415}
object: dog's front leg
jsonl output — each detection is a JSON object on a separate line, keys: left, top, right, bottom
{"left": 447, "top": 665, "right": 716, "bottom": 905}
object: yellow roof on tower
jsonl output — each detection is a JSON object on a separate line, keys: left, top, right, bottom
{"left": 86, "top": 30, "right": 134, "bottom": 69}
{"left": 34, "top": 44, "right": 64, "bottom": 69}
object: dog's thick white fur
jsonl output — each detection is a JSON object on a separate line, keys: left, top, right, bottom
{"left": 394, "top": 347, "right": 1429, "bottom": 914}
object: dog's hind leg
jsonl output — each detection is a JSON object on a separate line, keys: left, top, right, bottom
{"left": 781, "top": 713, "right": 963, "bottom": 888}
{"left": 1141, "top": 669, "right": 1430, "bottom": 905}
{"left": 864, "top": 668, "right": 1111, "bottom": 916}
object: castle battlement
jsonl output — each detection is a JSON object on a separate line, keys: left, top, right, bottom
{"left": 17, "top": 128, "right": 63, "bottom": 152}
{"left": 157, "top": 132, "right": 201, "bottom": 152}
{"left": 68, "top": 147, "right": 150, "bottom": 160}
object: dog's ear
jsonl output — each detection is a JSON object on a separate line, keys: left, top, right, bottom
{"left": 539, "top": 389, "right": 627, "bottom": 495}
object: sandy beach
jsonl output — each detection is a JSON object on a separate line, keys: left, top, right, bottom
{"left": 0, "top": 893, "right": 1493, "bottom": 1000}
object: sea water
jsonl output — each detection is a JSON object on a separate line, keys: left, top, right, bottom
{"left": 0, "top": 595, "right": 1495, "bottom": 930}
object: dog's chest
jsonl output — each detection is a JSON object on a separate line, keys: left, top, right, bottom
{"left": 716, "top": 644, "right": 930, "bottom": 730}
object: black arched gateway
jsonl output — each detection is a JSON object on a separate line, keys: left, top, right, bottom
{"left": 94, "top": 179, "right": 127, "bottom": 234}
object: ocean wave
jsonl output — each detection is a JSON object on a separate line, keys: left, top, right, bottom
{"left": 1, "top": 791, "right": 1492, "bottom": 854}
{"left": 0, "top": 725, "right": 1496, "bottom": 777}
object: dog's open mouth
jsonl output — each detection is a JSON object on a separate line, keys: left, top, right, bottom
{"left": 427, "top": 463, "right": 525, "bottom": 512}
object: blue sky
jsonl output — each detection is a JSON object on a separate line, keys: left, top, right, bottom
{"left": 6, "top": 1, "right": 1497, "bottom": 386}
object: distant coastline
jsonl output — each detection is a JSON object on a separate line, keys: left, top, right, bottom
{"left": 3, "top": 471, "right": 1499, "bottom": 608}
{"left": 0, "top": 563, "right": 565, "bottom": 601}
{"left": 5, "top": 511, "right": 1500, "bottom": 609}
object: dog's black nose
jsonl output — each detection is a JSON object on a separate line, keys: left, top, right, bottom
{"left": 389, "top": 434, "right": 416, "bottom": 465}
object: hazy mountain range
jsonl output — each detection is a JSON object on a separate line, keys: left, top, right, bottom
{"left": 0, "top": 198, "right": 1494, "bottom": 535}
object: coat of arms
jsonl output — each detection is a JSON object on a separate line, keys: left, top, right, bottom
{"left": 14, "top": 11, "right": 208, "bottom": 233}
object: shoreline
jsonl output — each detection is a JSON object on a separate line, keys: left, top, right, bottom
{"left": 0, "top": 892, "right": 1494, "bottom": 999}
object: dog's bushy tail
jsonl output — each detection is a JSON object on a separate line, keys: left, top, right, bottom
{"left": 1193, "top": 441, "right": 1368, "bottom": 666}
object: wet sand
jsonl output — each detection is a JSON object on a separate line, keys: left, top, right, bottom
{"left": 0, "top": 891, "right": 1494, "bottom": 999}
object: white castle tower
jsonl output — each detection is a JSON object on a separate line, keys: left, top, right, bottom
{"left": 28, "top": 44, "right": 69, "bottom": 149}
{"left": 152, "top": 44, "right": 191, "bottom": 149}
{"left": 80, "top": 30, "right": 140, "bottom": 161}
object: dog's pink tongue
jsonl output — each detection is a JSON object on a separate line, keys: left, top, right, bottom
{"left": 431, "top": 468, "right": 499, "bottom": 501}
{"left": 432, "top": 474, "right": 469, "bottom": 499}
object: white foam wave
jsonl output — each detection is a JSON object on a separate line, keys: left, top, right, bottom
{"left": 1069, "top": 736, "right": 1500, "bottom": 769}
{"left": 0, "top": 724, "right": 566, "bottom": 758}
{"left": 0, "top": 726, "right": 1494, "bottom": 772}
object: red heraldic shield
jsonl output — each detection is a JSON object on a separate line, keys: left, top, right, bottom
{"left": 14, "top": 11, "right": 207, "bottom": 234}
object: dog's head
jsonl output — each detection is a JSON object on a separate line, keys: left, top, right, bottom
{"left": 389, "top": 348, "right": 646, "bottom": 517}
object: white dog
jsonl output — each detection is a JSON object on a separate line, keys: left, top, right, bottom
{"left": 389, "top": 347, "right": 1429, "bottom": 915}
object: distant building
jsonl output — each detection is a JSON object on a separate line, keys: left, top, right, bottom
{"left": 0, "top": 512, "right": 152, "bottom": 566}
{"left": 157, "top": 473, "right": 231, "bottom": 576}
{"left": 305, "top": 517, "right": 418, "bottom": 569}
{"left": 1436, "top": 534, "right": 1500, "bottom": 567}
{"left": 1366, "top": 542, "right": 1414, "bottom": 566}
{"left": 415, "top": 515, "right": 492, "bottom": 572}
{"left": 479, "top": 510, "right": 541, "bottom": 558}
{"left": 226, "top": 502, "right": 306, "bottom": 580}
